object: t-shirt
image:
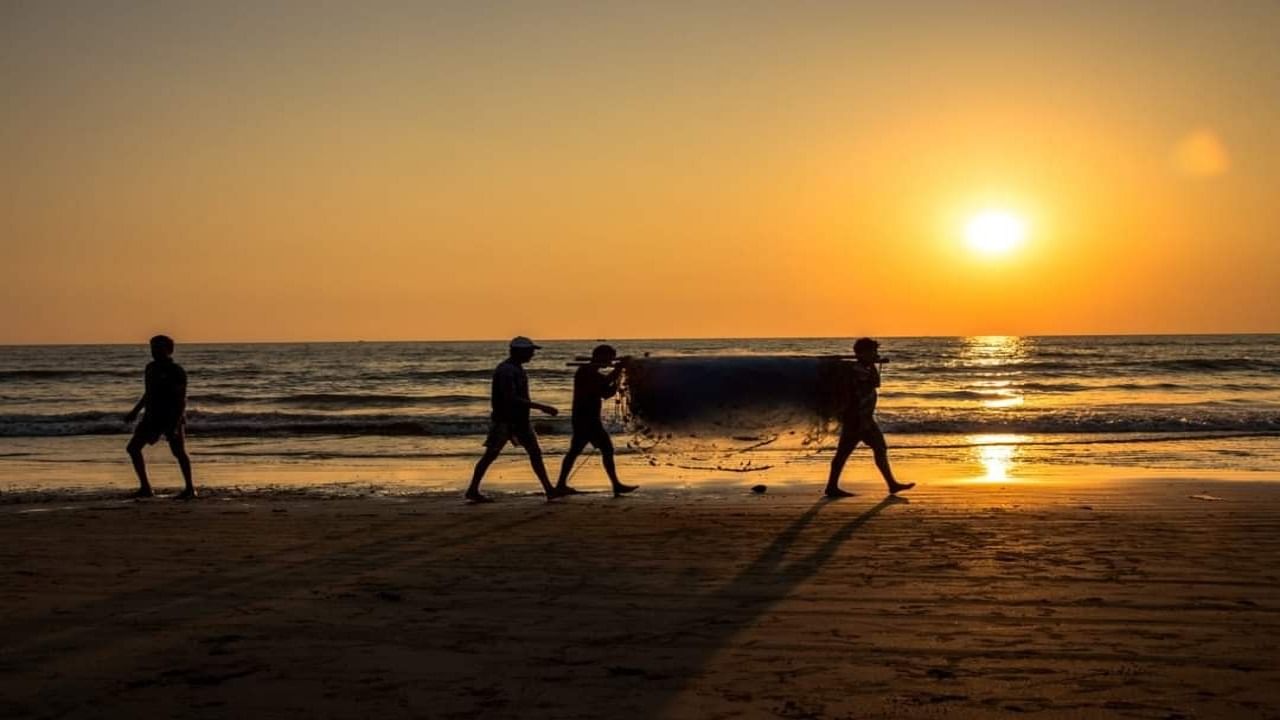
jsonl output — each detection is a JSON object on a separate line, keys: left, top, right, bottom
{"left": 571, "top": 365, "right": 618, "bottom": 425}
{"left": 144, "top": 359, "right": 187, "bottom": 421}
{"left": 843, "top": 362, "right": 880, "bottom": 422}
{"left": 490, "top": 359, "right": 530, "bottom": 422}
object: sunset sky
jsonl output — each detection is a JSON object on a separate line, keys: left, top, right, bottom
{"left": 3, "top": 1, "right": 1278, "bottom": 343}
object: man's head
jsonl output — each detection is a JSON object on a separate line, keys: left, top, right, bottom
{"left": 508, "top": 336, "right": 541, "bottom": 364}
{"left": 150, "top": 334, "right": 175, "bottom": 361}
{"left": 852, "top": 337, "right": 880, "bottom": 362}
{"left": 590, "top": 344, "right": 617, "bottom": 366}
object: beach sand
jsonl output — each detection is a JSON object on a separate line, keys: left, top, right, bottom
{"left": 2, "top": 476, "right": 1279, "bottom": 719}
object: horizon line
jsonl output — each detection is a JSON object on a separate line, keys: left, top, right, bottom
{"left": 2, "top": 330, "right": 1278, "bottom": 348}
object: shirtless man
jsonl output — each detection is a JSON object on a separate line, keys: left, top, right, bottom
{"left": 554, "top": 344, "right": 637, "bottom": 497}
{"left": 826, "top": 337, "right": 914, "bottom": 498}
{"left": 124, "top": 334, "right": 195, "bottom": 499}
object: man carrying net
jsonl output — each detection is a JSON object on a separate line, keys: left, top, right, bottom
{"left": 825, "top": 337, "right": 915, "bottom": 498}
{"left": 555, "top": 344, "right": 638, "bottom": 497}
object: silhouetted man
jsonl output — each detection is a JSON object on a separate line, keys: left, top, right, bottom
{"left": 125, "top": 334, "right": 195, "bottom": 499}
{"left": 466, "top": 336, "right": 560, "bottom": 503}
{"left": 555, "top": 344, "right": 637, "bottom": 497}
{"left": 826, "top": 337, "right": 914, "bottom": 498}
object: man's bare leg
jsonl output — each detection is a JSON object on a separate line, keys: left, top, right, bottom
{"left": 525, "top": 447, "right": 559, "bottom": 499}
{"left": 870, "top": 443, "right": 914, "bottom": 494}
{"left": 467, "top": 447, "right": 502, "bottom": 502}
{"left": 602, "top": 451, "right": 636, "bottom": 496}
{"left": 555, "top": 437, "right": 589, "bottom": 494}
{"left": 825, "top": 438, "right": 856, "bottom": 498}
{"left": 126, "top": 437, "right": 153, "bottom": 498}
{"left": 171, "top": 439, "right": 196, "bottom": 499}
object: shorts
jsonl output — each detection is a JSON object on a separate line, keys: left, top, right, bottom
{"left": 134, "top": 414, "right": 186, "bottom": 446}
{"left": 838, "top": 417, "right": 885, "bottom": 451}
{"left": 483, "top": 419, "right": 539, "bottom": 450}
{"left": 571, "top": 422, "right": 614, "bottom": 452}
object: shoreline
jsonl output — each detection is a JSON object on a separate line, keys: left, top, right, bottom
{"left": 4, "top": 461, "right": 1280, "bottom": 509}
{"left": 4, "top": 453, "right": 1280, "bottom": 508}
{"left": 4, "top": 431, "right": 1280, "bottom": 505}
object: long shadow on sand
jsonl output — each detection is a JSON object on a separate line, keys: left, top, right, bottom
{"left": 612, "top": 495, "right": 909, "bottom": 718}
{"left": 0, "top": 496, "right": 906, "bottom": 719}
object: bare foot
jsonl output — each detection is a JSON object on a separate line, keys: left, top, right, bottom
{"left": 824, "top": 487, "right": 855, "bottom": 499}
{"left": 465, "top": 492, "right": 494, "bottom": 504}
{"left": 555, "top": 485, "right": 583, "bottom": 495}
{"left": 888, "top": 481, "right": 915, "bottom": 495}
{"left": 175, "top": 488, "right": 198, "bottom": 500}
{"left": 612, "top": 483, "right": 638, "bottom": 497}
{"left": 131, "top": 488, "right": 154, "bottom": 499}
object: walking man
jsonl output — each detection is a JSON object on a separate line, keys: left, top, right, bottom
{"left": 826, "top": 337, "right": 914, "bottom": 498}
{"left": 124, "top": 334, "right": 195, "bottom": 499}
{"left": 466, "top": 336, "right": 561, "bottom": 503}
{"left": 555, "top": 344, "right": 637, "bottom": 497}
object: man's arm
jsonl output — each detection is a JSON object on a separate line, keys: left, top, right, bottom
{"left": 850, "top": 363, "right": 874, "bottom": 383}
{"left": 124, "top": 395, "right": 146, "bottom": 423}
{"left": 530, "top": 400, "right": 559, "bottom": 416}
{"left": 599, "top": 365, "right": 623, "bottom": 399}
{"left": 497, "top": 365, "right": 558, "bottom": 416}
{"left": 522, "top": 393, "right": 559, "bottom": 416}
{"left": 850, "top": 364, "right": 877, "bottom": 419}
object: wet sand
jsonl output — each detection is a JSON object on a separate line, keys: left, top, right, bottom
{"left": 2, "top": 478, "right": 1279, "bottom": 719}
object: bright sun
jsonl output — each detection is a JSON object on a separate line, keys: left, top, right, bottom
{"left": 965, "top": 210, "right": 1026, "bottom": 255}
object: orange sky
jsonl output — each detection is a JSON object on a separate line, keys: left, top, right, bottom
{"left": 3, "top": 2, "right": 1278, "bottom": 343}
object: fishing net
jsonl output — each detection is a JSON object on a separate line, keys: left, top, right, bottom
{"left": 614, "top": 356, "right": 855, "bottom": 472}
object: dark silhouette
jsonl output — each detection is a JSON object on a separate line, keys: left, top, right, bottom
{"left": 826, "top": 337, "right": 914, "bottom": 498}
{"left": 466, "top": 337, "right": 560, "bottom": 503}
{"left": 555, "top": 344, "right": 637, "bottom": 497}
{"left": 124, "top": 334, "right": 194, "bottom": 499}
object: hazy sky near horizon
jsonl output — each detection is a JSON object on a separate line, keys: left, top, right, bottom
{"left": 3, "top": 1, "right": 1279, "bottom": 343}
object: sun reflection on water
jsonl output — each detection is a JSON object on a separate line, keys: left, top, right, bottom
{"left": 963, "top": 336, "right": 1029, "bottom": 409}
{"left": 962, "top": 336, "right": 1030, "bottom": 365}
{"left": 967, "top": 434, "right": 1030, "bottom": 482}
{"left": 982, "top": 395, "right": 1024, "bottom": 409}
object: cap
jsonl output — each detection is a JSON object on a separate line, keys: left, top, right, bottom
{"left": 509, "top": 336, "right": 542, "bottom": 350}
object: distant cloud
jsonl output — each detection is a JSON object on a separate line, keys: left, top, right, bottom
{"left": 1172, "top": 129, "right": 1230, "bottom": 177}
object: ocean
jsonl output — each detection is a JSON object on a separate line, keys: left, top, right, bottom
{"left": 2, "top": 335, "right": 1279, "bottom": 496}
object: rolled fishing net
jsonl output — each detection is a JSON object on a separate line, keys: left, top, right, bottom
{"left": 613, "top": 356, "right": 856, "bottom": 472}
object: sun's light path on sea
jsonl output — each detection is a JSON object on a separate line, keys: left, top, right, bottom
{"left": 966, "top": 435, "right": 1030, "bottom": 482}
{"left": 960, "top": 337, "right": 1032, "bottom": 481}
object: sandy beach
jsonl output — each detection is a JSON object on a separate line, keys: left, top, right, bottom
{"left": 7, "top": 0, "right": 1280, "bottom": 715}
{"left": 3, "top": 475, "right": 1278, "bottom": 719}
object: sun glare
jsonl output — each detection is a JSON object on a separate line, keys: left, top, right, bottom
{"left": 964, "top": 210, "right": 1026, "bottom": 255}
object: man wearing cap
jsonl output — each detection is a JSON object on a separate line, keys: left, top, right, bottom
{"left": 826, "top": 337, "right": 914, "bottom": 498}
{"left": 466, "top": 336, "right": 561, "bottom": 502}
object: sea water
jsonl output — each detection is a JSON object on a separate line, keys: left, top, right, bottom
{"left": 1, "top": 336, "right": 1278, "bottom": 495}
